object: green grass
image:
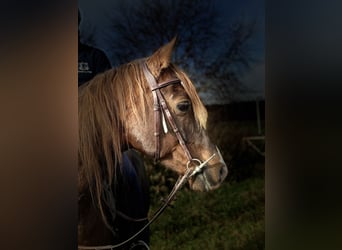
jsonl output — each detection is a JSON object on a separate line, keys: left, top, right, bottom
{"left": 148, "top": 177, "right": 265, "bottom": 250}
{"left": 146, "top": 117, "right": 265, "bottom": 249}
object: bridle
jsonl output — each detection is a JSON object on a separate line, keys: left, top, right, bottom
{"left": 78, "top": 61, "right": 216, "bottom": 250}
{"left": 142, "top": 61, "right": 194, "bottom": 165}
{"left": 142, "top": 61, "right": 216, "bottom": 180}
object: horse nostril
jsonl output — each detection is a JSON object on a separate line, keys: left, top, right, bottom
{"left": 219, "top": 166, "right": 226, "bottom": 182}
{"left": 219, "top": 169, "right": 223, "bottom": 182}
{"left": 220, "top": 167, "right": 224, "bottom": 176}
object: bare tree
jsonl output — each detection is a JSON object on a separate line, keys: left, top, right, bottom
{"left": 108, "top": 0, "right": 256, "bottom": 102}
{"left": 202, "top": 17, "right": 257, "bottom": 100}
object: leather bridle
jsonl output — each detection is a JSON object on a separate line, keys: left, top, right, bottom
{"left": 78, "top": 61, "right": 216, "bottom": 250}
{"left": 141, "top": 61, "right": 194, "bottom": 163}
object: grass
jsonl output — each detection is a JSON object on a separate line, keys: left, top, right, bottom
{"left": 146, "top": 115, "right": 265, "bottom": 249}
{"left": 148, "top": 177, "right": 265, "bottom": 250}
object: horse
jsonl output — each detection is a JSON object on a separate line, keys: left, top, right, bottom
{"left": 78, "top": 38, "right": 228, "bottom": 249}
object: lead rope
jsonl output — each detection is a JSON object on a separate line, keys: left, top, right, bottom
{"left": 78, "top": 154, "right": 215, "bottom": 250}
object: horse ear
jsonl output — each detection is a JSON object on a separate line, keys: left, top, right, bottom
{"left": 146, "top": 37, "right": 177, "bottom": 78}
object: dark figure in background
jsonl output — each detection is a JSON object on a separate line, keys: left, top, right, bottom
{"left": 78, "top": 41, "right": 111, "bottom": 86}
{"left": 78, "top": 10, "right": 111, "bottom": 86}
{"left": 78, "top": 9, "right": 150, "bottom": 250}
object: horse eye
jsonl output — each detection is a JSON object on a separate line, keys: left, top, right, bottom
{"left": 176, "top": 101, "right": 191, "bottom": 112}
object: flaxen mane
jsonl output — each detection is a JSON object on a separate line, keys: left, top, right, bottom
{"left": 78, "top": 59, "right": 207, "bottom": 224}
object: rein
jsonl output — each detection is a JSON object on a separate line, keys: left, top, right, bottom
{"left": 78, "top": 156, "right": 215, "bottom": 250}
{"left": 78, "top": 61, "right": 215, "bottom": 250}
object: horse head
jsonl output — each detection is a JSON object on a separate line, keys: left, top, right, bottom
{"left": 126, "top": 38, "right": 228, "bottom": 191}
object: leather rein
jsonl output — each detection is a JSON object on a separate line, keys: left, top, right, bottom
{"left": 78, "top": 61, "right": 215, "bottom": 250}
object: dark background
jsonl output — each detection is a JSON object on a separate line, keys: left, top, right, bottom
{"left": 0, "top": 1, "right": 342, "bottom": 250}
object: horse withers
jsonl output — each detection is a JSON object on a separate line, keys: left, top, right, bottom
{"left": 78, "top": 37, "right": 228, "bottom": 248}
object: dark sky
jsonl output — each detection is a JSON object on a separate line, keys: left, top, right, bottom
{"left": 79, "top": 0, "right": 264, "bottom": 55}
{"left": 78, "top": 0, "right": 264, "bottom": 102}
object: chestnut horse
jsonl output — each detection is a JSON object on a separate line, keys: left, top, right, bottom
{"left": 78, "top": 38, "right": 228, "bottom": 248}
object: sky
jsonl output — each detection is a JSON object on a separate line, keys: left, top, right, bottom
{"left": 78, "top": 0, "right": 264, "bottom": 103}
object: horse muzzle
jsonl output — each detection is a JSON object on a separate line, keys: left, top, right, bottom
{"left": 189, "top": 161, "right": 228, "bottom": 191}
